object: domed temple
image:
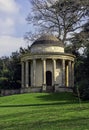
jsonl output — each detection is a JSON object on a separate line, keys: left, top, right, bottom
{"left": 21, "top": 35, "right": 75, "bottom": 92}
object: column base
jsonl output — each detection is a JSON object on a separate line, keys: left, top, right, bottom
{"left": 54, "top": 84, "right": 59, "bottom": 92}
{"left": 26, "top": 84, "right": 29, "bottom": 88}
{"left": 22, "top": 84, "right": 25, "bottom": 88}
{"left": 42, "top": 84, "right": 46, "bottom": 92}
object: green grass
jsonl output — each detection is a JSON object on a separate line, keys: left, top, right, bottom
{"left": 0, "top": 92, "right": 89, "bottom": 130}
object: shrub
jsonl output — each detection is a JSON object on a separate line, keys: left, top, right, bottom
{"left": 0, "top": 77, "right": 9, "bottom": 89}
{"left": 74, "top": 79, "right": 89, "bottom": 100}
{"left": 9, "top": 81, "right": 21, "bottom": 89}
{"left": 0, "top": 77, "right": 21, "bottom": 90}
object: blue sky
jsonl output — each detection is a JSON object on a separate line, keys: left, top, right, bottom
{"left": 0, "top": 0, "right": 32, "bottom": 57}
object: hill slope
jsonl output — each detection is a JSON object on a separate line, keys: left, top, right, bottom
{"left": 0, "top": 92, "right": 89, "bottom": 130}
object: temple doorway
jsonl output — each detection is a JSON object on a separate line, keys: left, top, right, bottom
{"left": 46, "top": 71, "right": 53, "bottom": 92}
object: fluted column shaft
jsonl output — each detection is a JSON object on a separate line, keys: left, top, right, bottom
{"left": 53, "top": 59, "right": 56, "bottom": 85}
{"left": 66, "top": 64, "right": 69, "bottom": 87}
{"left": 25, "top": 61, "right": 29, "bottom": 88}
{"left": 33, "top": 59, "right": 36, "bottom": 87}
{"left": 68, "top": 61, "right": 72, "bottom": 87}
{"left": 42, "top": 59, "right": 46, "bottom": 91}
{"left": 21, "top": 62, "right": 25, "bottom": 88}
{"left": 62, "top": 59, "right": 65, "bottom": 86}
{"left": 72, "top": 62, "right": 74, "bottom": 87}
{"left": 42, "top": 59, "right": 46, "bottom": 84}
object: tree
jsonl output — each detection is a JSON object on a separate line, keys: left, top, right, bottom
{"left": 0, "top": 52, "right": 21, "bottom": 90}
{"left": 26, "top": 0, "right": 89, "bottom": 43}
{"left": 8, "top": 52, "right": 21, "bottom": 89}
{"left": 72, "top": 21, "right": 89, "bottom": 100}
{"left": 0, "top": 57, "right": 10, "bottom": 89}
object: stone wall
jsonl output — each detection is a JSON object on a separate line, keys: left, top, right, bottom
{"left": 54, "top": 86, "right": 73, "bottom": 92}
{"left": 0, "top": 87, "right": 42, "bottom": 96}
{"left": 0, "top": 86, "right": 73, "bottom": 96}
{"left": 0, "top": 89, "right": 21, "bottom": 96}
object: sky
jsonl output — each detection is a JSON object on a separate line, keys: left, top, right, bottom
{"left": 0, "top": 0, "right": 32, "bottom": 57}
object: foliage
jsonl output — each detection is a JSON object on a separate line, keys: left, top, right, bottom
{"left": 74, "top": 54, "right": 89, "bottom": 100}
{"left": 73, "top": 22, "right": 89, "bottom": 100}
{"left": 19, "top": 46, "right": 31, "bottom": 54}
{"left": 0, "top": 77, "right": 9, "bottom": 89}
{"left": 76, "top": 79, "right": 89, "bottom": 100}
{"left": 0, "top": 52, "right": 21, "bottom": 90}
{"left": 26, "top": 0, "right": 89, "bottom": 43}
{"left": 9, "top": 52, "right": 21, "bottom": 82}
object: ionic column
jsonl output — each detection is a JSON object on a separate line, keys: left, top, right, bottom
{"left": 53, "top": 59, "right": 56, "bottom": 85}
{"left": 42, "top": 59, "right": 46, "bottom": 91}
{"left": 21, "top": 62, "right": 25, "bottom": 88}
{"left": 68, "top": 61, "right": 72, "bottom": 87}
{"left": 25, "top": 61, "right": 29, "bottom": 88}
{"left": 33, "top": 59, "right": 36, "bottom": 87}
{"left": 72, "top": 62, "right": 74, "bottom": 87}
{"left": 66, "top": 64, "right": 69, "bottom": 87}
{"left": 62, "top": 59, "right": 65, "bottom": 87}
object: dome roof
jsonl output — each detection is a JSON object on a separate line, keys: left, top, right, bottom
{"left": 30, "top": 35, "right": 64, "bottom": 53}
{"left": 32, "top": 35, "right": 64, "bottom": 47}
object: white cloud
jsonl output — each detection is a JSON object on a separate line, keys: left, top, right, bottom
{"left": 0, "top": 0, "right": 20, "bottom": 36}
{"left": 0, "top": 1, "right": 30, "bottom": 57}
{"left": 0, "top": 35, "right": 30, "bottom": 57}
{"left": 0, "top": 0, "right": 19, "bottom": 14}
{"left": 0, "top": 0, "right": 27, "bottom": 36}
{"left": 0, "top": 18, "right": 15, "bottom": 35}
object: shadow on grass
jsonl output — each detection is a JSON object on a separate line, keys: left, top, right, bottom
{"left": 0, "top": 101, "right": 77, "bottom": 108}
{"left": 0, "top": 92, "right": 79, "bottom": 108}
{"left": 36, "top": 92, "right": 78, "bottom": 102}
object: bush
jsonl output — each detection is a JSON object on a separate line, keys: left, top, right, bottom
{"left": 9, "top": 81, "right": 21, "bottom": 89}
{"left": 0, "top": 77, "right": 9, "bottom": 89}
{"left": 74, "top": 79, "right": 89, "bottom": 100}
{"left": 0, "top": 77, "right": 21, "bottom": 90}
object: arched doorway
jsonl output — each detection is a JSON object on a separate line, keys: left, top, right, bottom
{"left": 46, "top": 71, "right": 53, "bottom": 92}
{"left": 46, "top": 71, "right": 52, "bottom": 86}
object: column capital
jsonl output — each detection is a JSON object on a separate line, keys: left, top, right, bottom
{"left": 41, "top": 58, "right": 46, "bottom": 61}
{"left": 33, "top": 58, "right": 36, "bottom": 61}
{"left": 21, "top": 61, "right": 25, "bottom": 64}
{"left": 62, "top": 59, "right": 66, "bottom": 63}
{"left": 52, "top": 58, "right": 57, "bottom": 61}
{"left": 68, "top": 60, "right": 72, "bottom": 64}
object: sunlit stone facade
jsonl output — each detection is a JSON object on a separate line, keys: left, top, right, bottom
{"left": 21, "top": 35, "right": 75, "bottom": 92}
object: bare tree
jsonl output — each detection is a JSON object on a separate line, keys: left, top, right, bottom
{"left": 26, "top": 0, "right": 89, "bottom": 44}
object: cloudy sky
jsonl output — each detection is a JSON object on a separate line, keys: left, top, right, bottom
{"left": 0, "top": 0, "right": 32, "bottom": 57}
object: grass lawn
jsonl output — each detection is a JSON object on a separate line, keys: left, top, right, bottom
{"left": 0, "top": 92, "right": 89, "bottom": 130}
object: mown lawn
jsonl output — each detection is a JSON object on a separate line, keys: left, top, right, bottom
{"left": 0, "top": 92, "right": 89, "bottom": 130}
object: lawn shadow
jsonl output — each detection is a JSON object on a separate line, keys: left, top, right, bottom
{"left": 0, "top": 101, "right": 76, "bottom": 108}
{"left": 0, "top": 92, "right": 79, "bottom": 108}
{"left": 36, "top": 92, "right": 78, "bottom": 102}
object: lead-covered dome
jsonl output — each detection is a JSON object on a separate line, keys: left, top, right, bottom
{"left": 30, "top": 35, "right": 64, "bottom": 53}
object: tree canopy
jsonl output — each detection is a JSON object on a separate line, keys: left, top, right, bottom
{"left": 0, "top": 52, "right": 21, "bottom": 90}
{"left": 26, "top": 0, "right": 89, "bottom": 44}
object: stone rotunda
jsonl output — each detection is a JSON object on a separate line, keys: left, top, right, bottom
{"left": 21, "top": 35, "right": 75, "bottom": 92}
